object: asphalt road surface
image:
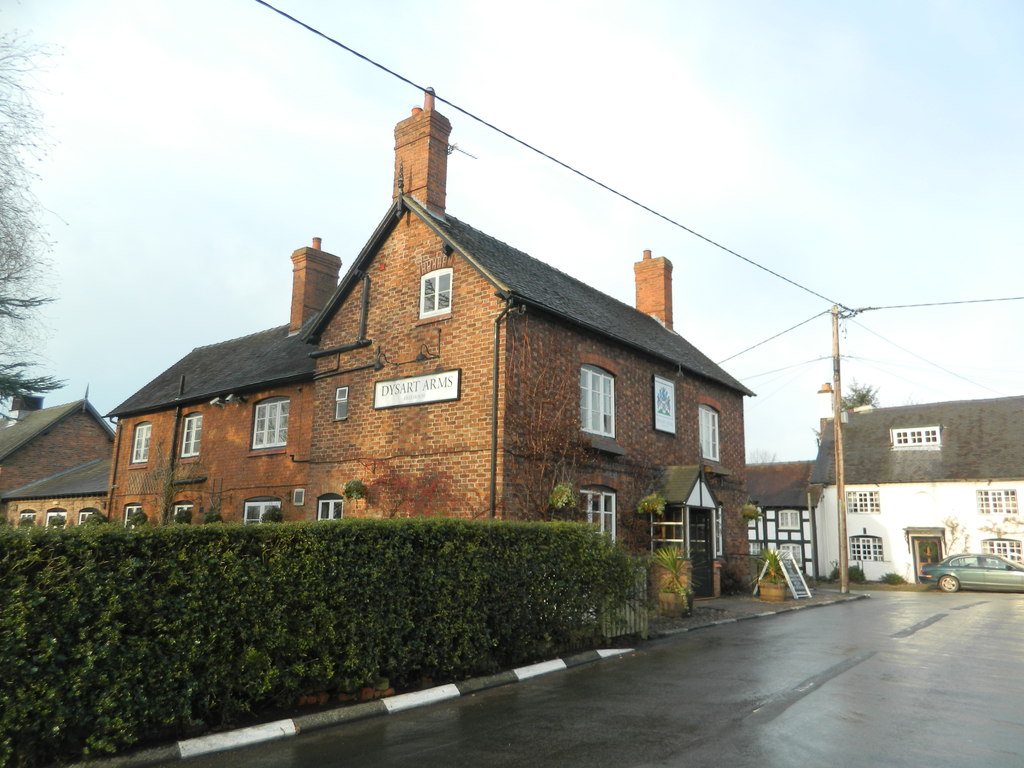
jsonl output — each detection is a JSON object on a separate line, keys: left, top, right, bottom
{"left": 177, "top": 591, "right": 1024, "bottom": 767}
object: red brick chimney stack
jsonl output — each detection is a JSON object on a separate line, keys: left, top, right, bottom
{"left": 634, "top": 249, "right": 674, "bottom": 330}
{"left": 289, "top": 237, "right": 341, "bottom": 334}
{"left": 394, "top": 89, "right": 452, "bottom": 216}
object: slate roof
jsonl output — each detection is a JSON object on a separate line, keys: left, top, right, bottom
{"left": 811, "top": 396, "right": 1024, "bottom": 485}
{"left": 108, "top": 324, "right": 315, "bottom": 417}
{"left": 3, "top": 458, "right": 110, "bottom": 501}
{"left": 0, "top": 400, "right": 112, "bottom": 461}
{"left": 310, "top": 197, "right": 753, "bottom": 397}
{"left": 746, "top": 462, "right": 816, "bottom": 508}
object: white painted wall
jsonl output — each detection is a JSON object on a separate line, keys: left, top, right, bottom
{"left": 816, "top": 481, "right": 1024, "bottom": 582}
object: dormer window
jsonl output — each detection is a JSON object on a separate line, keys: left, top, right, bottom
{"left": 891, "top": 427, "right": 941, "bottom": 449}
{"left": 419, "top": 268, "right": 452, "bottom": 319}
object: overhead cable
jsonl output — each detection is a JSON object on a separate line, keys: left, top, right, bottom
{"left": 251, "top": 0, "right": 850, "bottom": 310}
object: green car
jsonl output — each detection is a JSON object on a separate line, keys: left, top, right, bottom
{"left": 920, "top": 554, "right": 1024, "bottom": 593}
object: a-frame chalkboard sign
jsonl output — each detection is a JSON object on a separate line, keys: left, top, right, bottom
{"left": 755, "top": 550, "right": 812, "bottom": 599}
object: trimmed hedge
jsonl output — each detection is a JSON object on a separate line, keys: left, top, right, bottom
{"left": 0, "top": 519, "right": 636, "bottom": 766}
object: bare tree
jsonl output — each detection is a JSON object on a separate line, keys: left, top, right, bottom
{"left": 0, "top": 33, "right": 61, "bottom": 401}
{"left": 746, "top": 448, "right": 778, "bottom": 464}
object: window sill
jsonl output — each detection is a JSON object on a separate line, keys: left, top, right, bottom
{"left": 248, "top": 447, "right": 287, "bottom": 457}
{"left": 701, "top": 461, "right": 732, "bottom": 476}
{"left": 587, "top": 435, "right": 626, "bottom": 456}
{"left": 416, "top": 314, "right": 451, "bottom": 327}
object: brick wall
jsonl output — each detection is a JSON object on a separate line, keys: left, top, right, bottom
{"left": 108, "top": 382, "right": 315, "bottom": 524}
{"left": 6, "top": 494, "right": 107, "bottom": 527}
{"left": 0, "top": 410, "right": 112, "bottom": 496}
{"left": 309, "top": 210, "right": 498, "bottom": 517}
{"left": 304, "top": 208, "right": 749, "bottom": 567}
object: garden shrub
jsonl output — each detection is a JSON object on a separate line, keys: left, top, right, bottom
{"left": 879, "top": 572, "right": 907, "bottom": 585}
{"left": 0, "top": 519, "right": 635, "bottom": 767}
{"left": 828, "top": 564, "right": 867, "bottom": 584}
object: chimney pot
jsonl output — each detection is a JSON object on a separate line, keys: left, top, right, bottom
{"left": 643, "top": 249, "right": 652, "bottom": 260}
{"left": 411, "top": 106, "right": 423, "bottom": 115}
{"left": 290, "top": 243, "right": 341, "bottom": 333}
{"left": 393, "top": 92, "right": 452, "bottom": 215}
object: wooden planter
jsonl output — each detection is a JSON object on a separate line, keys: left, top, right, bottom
{"left": 657, "top": 590, "right": 692, "bottom": 618}
{"left": 758, "top": 581, "right": 787, "bottom": 603}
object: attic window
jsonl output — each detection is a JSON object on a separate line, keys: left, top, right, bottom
{"left": 891, "top": 427, "right": 941, "bottom": 449}
{"left": 420, "top": 268, "right": 452, "bottom": 319}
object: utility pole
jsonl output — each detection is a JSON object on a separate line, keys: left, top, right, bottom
{"left": 832, "top": 306, "right": 850, "bottom": 594}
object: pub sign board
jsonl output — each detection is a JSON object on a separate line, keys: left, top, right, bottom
{"left": 374, "top": 369, "right": 461, "bottom": 410}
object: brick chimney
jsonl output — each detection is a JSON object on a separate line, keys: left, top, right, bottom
{"left": 289, "top": 237, "right": 341, "bottom": 334}
{"left": 393, "top": 89, "right": 452, "bottom": 216}
{"left": 634, "top": 249, "right": 674, "bottom": 330}
{"left": 818, "top": 382, "right": 835, "bottom": 434}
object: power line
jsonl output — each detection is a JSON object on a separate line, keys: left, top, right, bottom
{"left": 251, "top": 0, "right": 851, "bottom": 310}
{"left": 856, "top": 296, "right": 1024, "bottom": 312}
{"left": 718, "top": 311, "right": 829, "bottom": 364}
{"left": 850, "top": 319, "right": 1005, "bottom": 397}
{"left": 740, "top": 357, "right": 830, "bottom": 382}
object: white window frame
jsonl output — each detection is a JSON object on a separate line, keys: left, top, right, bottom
{"left": 78, "top": 508, "right": 100, "bottom": 524}
{"left": 244, "top": 498, "right": 281, "bottom": 525}
{"left": 777, "top": 509, "right": 800, "bottom": 530}
{"left": 977, "top": 489, "right": 1018, "bottom": 516}
{"left": 419, "top": 268, "right": 453, "bottom": 319}
{"left": 45, "top": 509, "right": 67, "bottom": 527}
{"left": 131, "top": 422, "right": 152, "bottom": 463}
{"left": 892, "top": 426, "right": 941, "bottom": 448}
{"left": 123, "top": 504, "right": 143, "bottom": 527}
{"left": 172, "top": 501, "right": 194, "bottom": 519}
{"left": 335, "top": 386, "right": 349, "bottom": 421}
{"left": 252, "top": 398, "right": 289, "bottom": 449}
{"left": 850, "top": 535, "right": 884, "bottom": 561}
{"left": 982, "top": 539, "right": 1023, "bottom": 561}
{"left": 699, "top": 406, "right": 720, "bottom": 462}
{"left": 580, "top": 365, "right": 615, "bottom": 437}
{"left": 180, "top": 412, "right": 202, "bottom": 457}
{"left": 749, "top": 541, "right": 764, "bottom": 556}
{"left": 779, "top": 542, "right": 803, "bottom": 565}
{"left": 317, "top": 495, "right": 345, "bottom": 520}
{"left": 582, "top": 487, "right": 616, "bottom": 540}
{"left": 846, "top": 490, "right": 881, "bottom": 515}
{"left": 19, "top": 511, "right": 36, "bottom": 526}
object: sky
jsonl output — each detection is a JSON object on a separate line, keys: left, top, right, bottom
{"left": 6, "top": 0, "right": 1024, "bottom": 463}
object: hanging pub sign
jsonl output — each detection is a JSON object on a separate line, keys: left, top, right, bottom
{"left": 653, "top": 375, "right": 676, "bottom": 433}
{"left": 374, "top": 369, "right": 461, "bottom": 410}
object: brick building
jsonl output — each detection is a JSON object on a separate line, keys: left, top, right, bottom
{"left": 1, "top": 397, "right": 114, "bottom": 525}
{"left": 107, "top": 95, "right": 753, "bottom": 592}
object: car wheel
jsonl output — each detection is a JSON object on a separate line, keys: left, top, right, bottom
{"left": 938, "top": 575, "right": 960, "bottom": 593}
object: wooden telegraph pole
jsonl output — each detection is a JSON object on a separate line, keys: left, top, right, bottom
{"left": 832, "top": 306, "right": 850, "bottom": 594}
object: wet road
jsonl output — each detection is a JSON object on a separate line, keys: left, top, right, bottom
{"left": 179, "top": 592, "right": 1024, "bottom": 767}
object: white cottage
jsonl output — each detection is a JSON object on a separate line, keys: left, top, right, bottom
{"left": 812, "top": 394, "right": 1024, "bottom": 582}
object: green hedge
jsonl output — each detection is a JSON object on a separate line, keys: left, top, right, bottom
{"left": 0, "top": 519, "right": 636, "bottom": 766}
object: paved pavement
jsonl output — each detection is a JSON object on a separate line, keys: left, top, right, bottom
{"left": 70, "top": 589, "right": 867, "bottom": 768}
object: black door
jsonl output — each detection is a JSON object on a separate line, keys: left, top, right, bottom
{"left": 689, "top": 508, "right": 713, "bottom": 598}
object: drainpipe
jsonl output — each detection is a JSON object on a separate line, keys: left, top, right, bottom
{"left": 108, "top": 416, "right": 122, "bottom": 519}
{"left": 489, "top": 294, "right": 515, "bottom": 519}
{"left": 808, "top": 489, "right": 820, "bottom": 580}
{"left": 166, "top": 375, "right": 186, "bottom": 523}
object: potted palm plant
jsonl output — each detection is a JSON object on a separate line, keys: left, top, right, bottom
{"left": 757, "top": 549, "right": 787, "bottom": 602}
{"left": 652, "top": 546, "right": 693, "bottom": 617}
